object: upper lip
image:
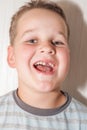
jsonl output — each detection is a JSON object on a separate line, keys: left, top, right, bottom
{"left": 34, "top": 61, "right": 54, "bottom": 68}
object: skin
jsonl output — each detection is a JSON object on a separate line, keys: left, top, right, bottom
{"left": 7, "top": 8, "right": 70, "bottom": 109}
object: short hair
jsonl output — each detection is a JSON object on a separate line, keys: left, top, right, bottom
{"left": 9, "top": 0, "right": 70, "bottom": 45}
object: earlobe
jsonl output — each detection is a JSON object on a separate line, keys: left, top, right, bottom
{"left": 7, "top": 45, "right": 16, "bottom": 68}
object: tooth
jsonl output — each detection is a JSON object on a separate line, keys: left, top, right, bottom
{"left": 43, "top": 62, "right": 45, "bottom": 65}
{"left": 40, "top": 62, "right": 43, "bottom": 65}
{"left": 36, "top": 61, "right": 46, "bottom": 66}
{"left": 49, "top": 63, "right": 54, "bottom": 68}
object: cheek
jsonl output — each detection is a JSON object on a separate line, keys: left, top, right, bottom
{"left": 16, "top": 45, "right": 35, "bottom": 61}
{"left": 57, "top": 48, "right": 70, "bottom": 70}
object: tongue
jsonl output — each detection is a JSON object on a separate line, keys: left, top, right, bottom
{"left": 35, "top": 65, "right": 53, "bottom": 73}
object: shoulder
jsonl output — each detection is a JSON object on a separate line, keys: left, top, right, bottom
{"left": 71, "top": 98, "right": 87, "bottom": 110}
{"left": 0, "top": 90, "right": 15, "bottom": 107}
{"left": 63, "top": 91, "right": 87, "bottom": 113}
{"left": 66, "top": 97, "right": 87, "bottom": 118}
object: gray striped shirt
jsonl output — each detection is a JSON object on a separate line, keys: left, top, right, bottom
{"left": 0, "top": 90, "right": 87, "bottom": 130}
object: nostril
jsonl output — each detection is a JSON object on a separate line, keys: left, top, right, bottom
{"left": 40, "top": 50, "right": 44, "bottom": 53}
{"left": 39, "top": 45, "right": 55, "bottom": 55}
{"left": 49, "top": 50, "right": 54, "bottom": 54}
{"left": 40, "top": 49, "right": 55, "bottom": 55}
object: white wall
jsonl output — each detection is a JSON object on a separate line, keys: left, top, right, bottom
{"left": 0, "top": 0, "right": 87, "bottom": 105}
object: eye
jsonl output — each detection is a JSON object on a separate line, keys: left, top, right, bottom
{"left": 51, "top": 40, "right": 65, "bottom": 46}
{"left": 26, "top": 39, "right": 37, "bottom": 44}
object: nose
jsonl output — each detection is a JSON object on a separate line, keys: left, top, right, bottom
{"left": 39, "top": 44, "right": 56, "bottom": 55}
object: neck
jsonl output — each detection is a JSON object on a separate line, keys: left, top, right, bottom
{"left": 17, "top": 86, "right": 66, "bottom": 109}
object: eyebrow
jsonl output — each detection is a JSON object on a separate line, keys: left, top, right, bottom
{"left": 57, "top": 31, "right": 68, "bottom": 40}
{"left": 22, "top": 29, "right": 38, "bottom": 37}
{"left": 22, "top": 29, "right": 68, "bottom": 41}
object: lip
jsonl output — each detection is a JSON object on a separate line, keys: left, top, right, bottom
{"left": 33, "top": 59, "right": 57, "bottom": 75}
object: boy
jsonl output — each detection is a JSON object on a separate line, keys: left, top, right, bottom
{"left": 0, "top": 0, "right": 87, "bottom": 129}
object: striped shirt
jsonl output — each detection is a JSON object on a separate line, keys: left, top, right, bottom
{"left": 0, "top": 89, "right": 87, "bottom": 130}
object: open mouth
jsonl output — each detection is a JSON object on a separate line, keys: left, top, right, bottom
{"left": 33, "top": 61, "right": 55, "bottom": 74}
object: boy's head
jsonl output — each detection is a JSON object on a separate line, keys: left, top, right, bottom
{"left": 9, "top": 0, "right": 69, "bottom": 45}
{"left": 8, "top": 0, "right": 70, "bottom": 93}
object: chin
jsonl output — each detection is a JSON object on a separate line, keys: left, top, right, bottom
{"left": 35, "top": 81, "right": 57, "bottom": 93}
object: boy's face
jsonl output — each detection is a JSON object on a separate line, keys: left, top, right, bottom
{"left": 8, "top": 8, "right": 70, "bottom": 93}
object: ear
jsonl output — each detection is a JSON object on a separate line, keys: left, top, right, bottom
{"left": 7, "top": 45, "right": 16, "bottom": 68}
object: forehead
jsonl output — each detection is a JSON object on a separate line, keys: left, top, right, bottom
{"left": 16, "top": 8, "right": 67, "bottom": 37}
{"left": 18, "top": 8, "right": 66, "bottom": 26}
{"left": 21, "top": 8, "right": 61, "bottom": 18}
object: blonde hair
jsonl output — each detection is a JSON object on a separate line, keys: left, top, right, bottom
{"left": 9, "top": 0, "right": 69, "bottom": 44}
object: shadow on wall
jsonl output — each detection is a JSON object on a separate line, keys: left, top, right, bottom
{"left": 57, "top": 1, "right": 87, "bottom": 105}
